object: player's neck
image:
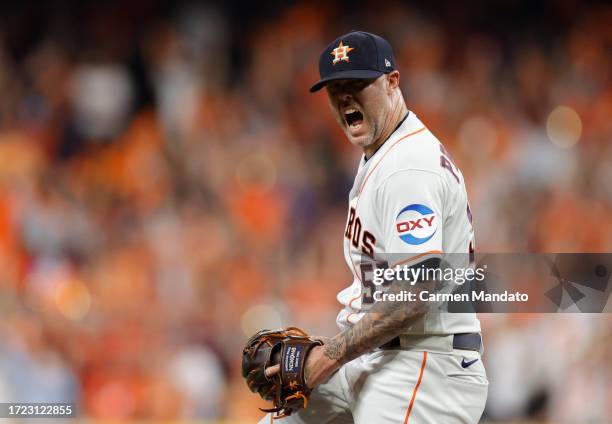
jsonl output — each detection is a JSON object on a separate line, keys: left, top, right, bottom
{"left": 363, "top": 101, "right": 409, "bottom": 160}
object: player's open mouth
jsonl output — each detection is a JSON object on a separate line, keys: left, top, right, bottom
{"left": 344, "top": 108, "right": 364, "bottom": 130}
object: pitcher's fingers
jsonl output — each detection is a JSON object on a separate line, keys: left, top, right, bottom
{"left": 265, "top": 364, "right": 281, "bottom": 378}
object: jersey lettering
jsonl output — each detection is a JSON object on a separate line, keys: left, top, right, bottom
{"left": 360, "top": 259, "right": 390, "bottom": 304}
{"left": 352, "top": 217, "right": 362, "bottom": 248}
{"left": 345, "top": 207, "right": 355, "bottom": 238}
{"left": 362, "top": 231, "right": 376, "bottom": 256}
{"left": 345, "top": 208, "right": 377, "bottom": 256}
{"left": 439, "top": 144, "right": 460, "bottom": 183}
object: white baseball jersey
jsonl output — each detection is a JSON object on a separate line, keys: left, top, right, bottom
{"left": 336, "top": 111, "right": 481, "bottom": 335}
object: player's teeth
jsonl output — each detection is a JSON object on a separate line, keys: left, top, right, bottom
{"left": 345, "top": 108, "right": 357, "bottom": 114}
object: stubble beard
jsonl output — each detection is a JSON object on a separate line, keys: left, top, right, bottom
{"left": 346, "top": 120, "right": 379, "bottom": 150}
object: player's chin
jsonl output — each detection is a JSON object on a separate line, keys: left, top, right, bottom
{"left": 344, "top": 125, "right": 371, "bottom": 147}
{"left": 345, "top": 131, "right": 372, "bottom": 148}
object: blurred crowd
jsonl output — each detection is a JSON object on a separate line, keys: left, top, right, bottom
{"left": 0, "top": 1, "right": 610, "bottom": 422}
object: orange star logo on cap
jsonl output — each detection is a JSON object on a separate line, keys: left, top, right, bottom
{"left": 331, "top": 41, "right": 354, "bottom": 65}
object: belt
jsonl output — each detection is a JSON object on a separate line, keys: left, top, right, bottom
{"left": 380, "top": 333, "right": 482, "bottom": 352}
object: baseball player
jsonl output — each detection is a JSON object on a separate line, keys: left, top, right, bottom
{"left": 259, "top": 30, "right": 488, "bottom": 423}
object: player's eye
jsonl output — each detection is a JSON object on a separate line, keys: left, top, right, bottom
{"left": 326, "top": 84, "right": 342, "bottom": 96}
{"left": 353, "top": 79, "right": 374, "bottom": 91}
{"left": 327, "top": 79, "right": 373, "bottom": 98}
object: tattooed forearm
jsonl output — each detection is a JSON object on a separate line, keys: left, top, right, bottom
{"left": 323, "top": 278, "right": 428, "bottom": 364}
{"left": 322, "top": 337, "right": 345, "bottom": 360}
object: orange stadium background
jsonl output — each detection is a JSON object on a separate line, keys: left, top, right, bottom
{"left": 0, "top": 0, "right": 610, "bottom": 423}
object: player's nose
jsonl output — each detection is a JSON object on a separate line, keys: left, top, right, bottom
{"left": 337, "top": 92, "right": 353, "bottom": 107}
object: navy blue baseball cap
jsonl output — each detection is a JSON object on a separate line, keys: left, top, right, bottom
{"left": 309, "top": 31, "right": 396, "bottom": 93}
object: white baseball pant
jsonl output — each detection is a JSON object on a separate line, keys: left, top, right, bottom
{"left": 258, "top": 347, "right": 488, "bottom": 424}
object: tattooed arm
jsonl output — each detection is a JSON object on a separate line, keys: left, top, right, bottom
{"left": 303, "top": 277, "right": 429, "bottom": 388}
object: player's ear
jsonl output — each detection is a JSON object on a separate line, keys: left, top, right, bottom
{"left": 387, "top": 71, "right": 400, "bottom": 93}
